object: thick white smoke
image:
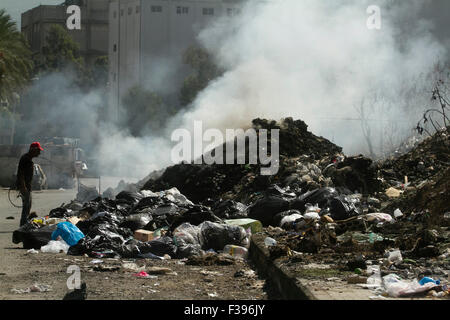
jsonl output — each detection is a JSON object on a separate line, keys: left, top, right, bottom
{"left": 21, "top": 0, "right": 448, "bottom": 182}
{"left": 175, "top": 0, "right": 448, "bottom": 157}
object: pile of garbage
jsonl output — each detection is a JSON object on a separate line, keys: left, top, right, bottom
{"left": 12, "top": 118, "right": 449, "bottom": 298}
{"left": 12, "top": 187, "right": 257, "bottom": 261}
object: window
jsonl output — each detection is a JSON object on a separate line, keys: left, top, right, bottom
{"left": 227, "top": 8, "right": 241, "bottom": 16}
{"left": 128, "top": 7, "right": 132, "bottom": 15}
{"left": 176, "top": 6, "right": 189, "bottom": 15}
{"left": 151, "top": 5, "right": 162, "bottom": 13}
{"left": 202, "top": 8, "right": 214, "bottom": 16}
{"left": 113, "top": 44, "right": 117, "bottom": 52}
{"left": 136, "top": 5, "right": 140, "bottom": 14}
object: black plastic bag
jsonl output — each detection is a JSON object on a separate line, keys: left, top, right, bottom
{"left": 248, "top": 195, "right": 290, "bottom": 226}
{"left": 132, "top": 196, "right": 163, "bottom": 213}
{"left": 115, "top": 191, "right": 143, "bottom": 204}
{"left": 212, "top": 200, "right": 248, "bottom": 219}
{"left": 329, "top": 196, "right": 361, "bottom": 221}
{"left": 119, "top": 213, "right": 152, "bottom": 231}
{"left": 12, "top": 223, "right": 58, "bottom": 249}
{"left": 120, "top": 237, "right": 177, "bottom": 258}
{"left": 291, "top": 187, "right": 339, "bottom": 212}
{"left": 169, "top": 205, "right": 222, "bottom": 231}
{"left": 200, "top": 221, "right": 248, "bottom": 251}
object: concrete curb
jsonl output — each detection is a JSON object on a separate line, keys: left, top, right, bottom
{"left": 249, "top": 233, "right": 318, "bottom": 300}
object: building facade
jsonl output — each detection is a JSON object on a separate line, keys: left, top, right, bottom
{"left": 21, "top": 0, "right": 110, "bottom": 67}
{"left": 108, "top": 0, "right": 245, "bottom": 120}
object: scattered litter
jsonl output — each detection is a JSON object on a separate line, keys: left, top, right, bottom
{"left": 133, "top": 271, "right": 158, "bottom": 279}
{"left": 26, "top": 249, "right": 39, "bottom": 254}
{"left": 11, "top": 283, "right": 52, "bottom": 294}
{"left": 208, "top": 292, "right": 218, "bottom": 298}
{"left": 122, "top": 262, "right": 145, "bottom": 273}
{"left": 200, "top": 270, "right": 223, "bottom": 276}
{"left": 90, "top": 259, "right": 103, "bottom": 264}
{"left": 146, "top": 267, "right": 176, "bottom": 275}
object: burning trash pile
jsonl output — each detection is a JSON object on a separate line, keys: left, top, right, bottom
{"left": 12, "top": 187, "right": 256, "bottom": 261}
{"left": 12, "top": 118, "right": 449, "bottom": 299}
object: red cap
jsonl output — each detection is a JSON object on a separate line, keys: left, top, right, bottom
{"left": 30, "top": 142, "right": 44, "bottom": 151}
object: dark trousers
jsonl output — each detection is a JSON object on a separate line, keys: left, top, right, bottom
{"left": 20, "top": 191, "right": 32, "bottom": 226}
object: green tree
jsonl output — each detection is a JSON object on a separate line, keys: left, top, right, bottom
{"left": 0, "top": 9, "right": 33, "bottom": 106}
{"left": 179, "top": 46, "right": 223, "bottom": 107}
{"left": 39, "top": 24, "right": 98, "bottom": 91}
{"left": 41, "top": 24, "right": 83, "bottom": 72}
{"left": 121, "top": 86, "right": 172, "bottom": 137}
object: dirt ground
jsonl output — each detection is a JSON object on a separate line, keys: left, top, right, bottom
{"left": 0, "top": 184, "right": 277, "bottom": 300}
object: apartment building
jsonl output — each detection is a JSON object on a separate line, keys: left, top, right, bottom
{"left": 108, "top": 0, "right": 245, "bottom": 119}
{"left": 21, "top": 0, "right": 110, "bottom": 66}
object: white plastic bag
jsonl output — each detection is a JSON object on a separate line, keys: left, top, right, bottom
{"left": 382, "top": 274, "right": 437, "bottom": 297}
{"left": 385, "top": 249, "right": 403, "bottom": 265}
{"left": 40, "top": 239, "right": 70, "bottom": 254}
{"left": 365, "top": 213, "right": 393, "bottom": 223}
{"left": 280, "top": 214, "right": 303, "bottom": 228}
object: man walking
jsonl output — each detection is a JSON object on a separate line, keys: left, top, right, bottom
{"left": 16, "top": 142, "right": 43, "bottom": 226}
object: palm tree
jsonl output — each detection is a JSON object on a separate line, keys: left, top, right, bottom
{"left": 0, "top": 9, "right": 33, "bottom": 106}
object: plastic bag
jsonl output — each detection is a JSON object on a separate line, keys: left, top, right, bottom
{"left": 213, "top": 200, "right": 248, "bottom": 219}
{"left": 291, "top": 187, "right": 339, "bottom": 212}
{"left": 279, "top": 213, "right": 303, "bottom": 229}
{"left": 199, "top": 221, "right": 248, "bottom": 251}
{"left": 173, "top": 223, "right": 203, "bottom": 246}
{"left": 365, "top": 213, "right": 394, "bottom": 224}
{"left": 41, "top": 239, "right": 70, "bottom": 254}
{"left": 382, "top": 275, "right": 438, "bottom": 297}
{"left": 13, "top": 223, "right": 58, "bottom": 249}
{"left": 248, "top": 195, "right": 290, "bottom": 226}
{"left": 51, "top": 222, "right": 85, "bottom": 247}
{"left": 119, "top": 213, "right": 152, "bottom": 231}
{"left": 385, "top": 249, "right": 403, "bottom": 265}
{"left": 169, "top": 205, "right": 222, "bottom": 231}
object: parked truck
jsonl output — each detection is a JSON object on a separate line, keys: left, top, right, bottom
{"left": 0, "top": 138, "right": 86, "bottom": 189}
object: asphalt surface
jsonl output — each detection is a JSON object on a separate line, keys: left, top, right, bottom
{"left": 0, "top": 178, "right": 273, "bottom": 301}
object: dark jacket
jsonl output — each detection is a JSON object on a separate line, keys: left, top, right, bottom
{"left": 16, "top": 153, "right": 34, "bottom": 192}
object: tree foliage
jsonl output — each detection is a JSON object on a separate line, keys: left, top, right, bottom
{"left": 0, "top": 9, "right": 33, "bottom": 106}
{"left": 179, "top": 46, "right": 223, "bottom": 107}
{"left": 41, "top": 24, "right": 83, "bottom": 71}
{"left": 121, "top": 86, "right": 172, "bottom": 137}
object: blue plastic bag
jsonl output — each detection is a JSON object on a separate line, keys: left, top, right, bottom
{"left": 51, "top": 222, "right": 85, "bottom": 247}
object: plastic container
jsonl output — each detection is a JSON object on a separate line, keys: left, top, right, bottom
{"left": 223, "top": 245, "right": 248, "bottom": 259}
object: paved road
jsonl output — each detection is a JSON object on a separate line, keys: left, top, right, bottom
{"left": 0, "top": 180, "right": 271, "bottom": 301}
